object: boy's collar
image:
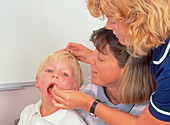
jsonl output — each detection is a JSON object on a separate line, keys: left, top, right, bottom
{"left": 33, "top": 100, "right": 68, "bottom": 124}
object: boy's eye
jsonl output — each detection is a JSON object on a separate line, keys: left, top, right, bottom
{"left": 46, "top": 69, "right": 53, "bottom": 72}
{"left": 62, "top": 73, "right": 69, "bottom": 77}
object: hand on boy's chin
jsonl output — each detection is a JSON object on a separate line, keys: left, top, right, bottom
{"left": 51, "top": 85, "right": 61, "bottom": 97}
{"left": 51, "top": 85, "right": 63, "bottom": 106}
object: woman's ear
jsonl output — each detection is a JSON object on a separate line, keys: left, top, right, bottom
{"left": 121, "top": 67, "right": 126, "bottom": 75}
{"left": 35, "top": 76, "right": 40, "bottom": 88}
{"left": 73, "top": 86, "right": 80, "bottom": 91}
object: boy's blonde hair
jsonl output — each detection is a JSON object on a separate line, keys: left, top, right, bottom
{"left": 86, "top": 0, "right": 170, "bottom": 57}
{"left": 36, "top": 50, "right": 84, "bottom": 88}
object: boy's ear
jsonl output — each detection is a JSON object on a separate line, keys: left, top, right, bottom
{"left": 73, "top": 86, "right": 80, "bottom": 91}
{"left": 35, "top": 76, "right": 40, "bottom": 88}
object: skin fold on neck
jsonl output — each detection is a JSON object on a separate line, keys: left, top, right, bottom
{"left": 104, "top": 86, "right": 120, "bottom": 105}
{"left": 40, "top": 102, "right": 59, "bottom": 117}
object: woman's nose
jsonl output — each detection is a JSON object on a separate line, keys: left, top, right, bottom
{"left": 86, "top": 52, "right": 95, "bottom": 65}
{"left": 106, "top": 20, "right": 112, "bottom": 30}
{"left": 106, "top": 19, "right": 115, "bottom": 30}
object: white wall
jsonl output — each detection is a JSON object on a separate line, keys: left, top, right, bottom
{"left": 0, "top": 0, "right": 106, "bottom": 124}
{"left": 0, "top": 0, "right": 105, "bottom": 85}
{"left": 0, "top": 85, "right": 41, "bottom": 125}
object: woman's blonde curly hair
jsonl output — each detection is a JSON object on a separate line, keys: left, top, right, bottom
{"left": 86, "top": 0, "right": 170, "bottom": 57}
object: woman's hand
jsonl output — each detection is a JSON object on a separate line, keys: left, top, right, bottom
{"left": 65, "top": 42, "right": 93, "bottom": 63}
{"left": 51, "top": 85, "right": 95, "bottom": 111}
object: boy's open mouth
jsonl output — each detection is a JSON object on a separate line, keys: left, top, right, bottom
{"left": 47, "top": 83, "right": 56, "bottom": 96}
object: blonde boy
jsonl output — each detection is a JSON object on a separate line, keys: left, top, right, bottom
{"left": 18, "top": 50, "right": 86, "bottom": 125}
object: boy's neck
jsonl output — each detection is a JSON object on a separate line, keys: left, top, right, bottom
{"left": 40, "top": 102, "right": 59, "bottom": 117}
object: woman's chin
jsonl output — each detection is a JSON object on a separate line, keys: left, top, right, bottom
{"left": 91, "top": 78, "right": 100, "bottom": 85}
{"left": 119, "top": 40, "right": 126, "bottom": 45}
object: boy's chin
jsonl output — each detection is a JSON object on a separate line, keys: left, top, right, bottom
{"left": 43, "top": 98, "right": 54, "bottom": 106}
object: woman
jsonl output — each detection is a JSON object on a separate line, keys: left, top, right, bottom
{"left": 52, "top": 0, "right": 170, "bottom": 124}
{"left": 52, "top": 27, "right": 156, "bottom": 125}
{"left": 86, "top": 0, "right": 170, "bottom": 124}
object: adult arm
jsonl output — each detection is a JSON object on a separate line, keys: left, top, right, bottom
{"left": 137, "top": 106, "right": 169, "bottom": 125}
{"left": 65, "top": 42, "right": 93, "bottom": 63}
{"left": 95, "top": 103, "right": 169, "bottom": 125}
{"left": 51, "top": 86, "right": 169, "bottom": 125}
{"left": 51, "top": 86, "right": 137, "bottom": 124}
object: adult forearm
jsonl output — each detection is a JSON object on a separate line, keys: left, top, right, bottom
{"left": 93, "top": 104, "right": 169, "bottom": 125}
{"left": 94, "top": 103, "right": 138, "bottom": 125}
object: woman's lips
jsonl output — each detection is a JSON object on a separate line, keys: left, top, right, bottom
{"left": 91, "top": 70, "right": 97, "bottom": 75}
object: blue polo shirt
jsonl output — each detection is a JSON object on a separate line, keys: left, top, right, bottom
{"left": 149, "top": 35, "right": 170, "bottom": 122}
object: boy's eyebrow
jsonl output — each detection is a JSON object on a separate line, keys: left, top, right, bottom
{"left": 44, "top": 65, "right": 54, "bottom": 68}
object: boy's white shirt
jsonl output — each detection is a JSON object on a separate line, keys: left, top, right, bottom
{"left": 18, "top": 100, "right": 86, "bottom": 125}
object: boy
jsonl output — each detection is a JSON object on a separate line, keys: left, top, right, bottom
{"left": 18, "top": 50, "right": 86, "bottom": 125}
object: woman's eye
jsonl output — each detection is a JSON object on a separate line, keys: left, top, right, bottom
{"left": 110, "top": 21, "right": 116, "bottom": 25}
{"left": 98, "top": 57, "right": 104, "bottom": 61}
{"left": 62, "top": 73, "right": 69, "bottom": 77}
{"left": 46, "top": 69, "right": 53, "bottom": 72}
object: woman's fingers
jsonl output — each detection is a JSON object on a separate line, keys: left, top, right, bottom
{"left": 52, "top": 98, "right": 68, "bottom": 110}
{"left": 51, "top": 85, "right": 95, "bottom": 111}
{"left": 51, "top": 85, "right": 73, "bottom": 109}
{"left": 70, "top": 50, "right": 86, "bottom": 57}
{"left": 52, "top": 85, "right": 65, "bottom": 99}
{"left": 65, "top": 42, "right": 81, "bottom": 51}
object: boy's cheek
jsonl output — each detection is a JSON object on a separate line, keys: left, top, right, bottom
{"left": 59, "top": 84, "right": 72, "bottom": 90}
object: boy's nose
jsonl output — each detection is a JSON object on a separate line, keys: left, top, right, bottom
{"left": 52, "top": 75, "right": 59, "bottom": 79}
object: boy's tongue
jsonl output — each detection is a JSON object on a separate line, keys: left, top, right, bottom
{"left": 47, "top": 84, "right": 55, "bottom": 95}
